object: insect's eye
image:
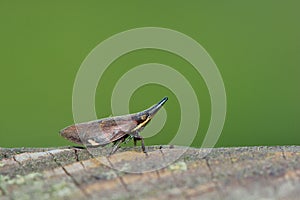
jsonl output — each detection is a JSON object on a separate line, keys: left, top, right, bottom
{"left": 141, "top": 115, "right": 147, "bottom": 120}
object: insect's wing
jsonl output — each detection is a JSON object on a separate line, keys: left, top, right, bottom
{"left": 60, "top": 118, "right": 138, "bottom": 147}
{"left": 88, "top": 119, "right": 138, "bottom": 146}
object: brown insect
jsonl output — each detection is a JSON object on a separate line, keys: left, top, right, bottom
{"left": 60, "top": 97, "right": 168, "bottom": 154}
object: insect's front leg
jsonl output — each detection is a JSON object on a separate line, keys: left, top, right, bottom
{"left": 133, "top": 137, "right": 137, "bottom": 146}
{"left": 131, "top": 131, "right": 139, "bottom": 147}
{"left": 133, "top": 134, "right": 147, "bottom": 155}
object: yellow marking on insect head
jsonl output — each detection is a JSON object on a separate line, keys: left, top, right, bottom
{"left": 132, "top": 117, "right": 151, "bottom": 132}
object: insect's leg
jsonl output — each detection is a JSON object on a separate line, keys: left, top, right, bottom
{"left": 109, "top": 139, "right": 122, "bottom": 155}
{"left": 133, "top": 138, "right": 137, "bottom": 146}
{"left": 132, "top": 131, "right": 140, "bottom": 147}
{"left": 140, "top": 137, "right": 146, "bottom": 154}
{"left": 134, "top": 135, "right": 147, "bottom": 155}
{"left": 109, "top": 135, "right": 130, "bottom": 155}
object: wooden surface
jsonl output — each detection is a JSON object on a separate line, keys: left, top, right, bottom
{"left": 0, "top": 145, "right": 299, "bottom": 200}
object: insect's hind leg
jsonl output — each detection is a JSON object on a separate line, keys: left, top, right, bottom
{"left": 109, "top": 140, "right": 122, "bottom": 155}
{"left": 109, "top": 136, "right": 128, "bottom": 155}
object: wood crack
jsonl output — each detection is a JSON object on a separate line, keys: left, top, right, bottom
{"left": 48, "top": 152, "right": 89, "bottom": 198}
{"left": 12, "top": 155, "right": 22, "bottom": 167}
{"left": 227, "top": 151, "right": 234, "bottom": 165}
{"left": 280, "top": 146, "right": 287, "bottom": 160}
{"left": 106, "top": 156, "right": 130, "bottom": 193}
{"left": 155, "top": 170, "right": 161, "bottom": 179}
{"left": 0, "top": 185, "right": 6, "bottom": 196}
{"left": 204, "top": 157, "right": 213, "bottom": 178}
{"left": 74, "top": 149, "right": 80, "bottom": 162}
{"left": 81, "top": 148, "right": 132, "bottom": 196}
{"left": 159, "top": 148, "right": 189, "bottom": 200}
{"left": 203, "top": 156, "right": 224, "bottom": 197}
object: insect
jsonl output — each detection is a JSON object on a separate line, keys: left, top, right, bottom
{"left": 60, "top": 97, "right": 168, "bottom": 154}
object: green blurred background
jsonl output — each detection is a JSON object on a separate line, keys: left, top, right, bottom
{"left": 0, "top": 1, "right": 299, "bottom": 148}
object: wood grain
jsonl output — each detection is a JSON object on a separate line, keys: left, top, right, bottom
{"left": 0, "top": 146, "right": 299, "bottom": 200}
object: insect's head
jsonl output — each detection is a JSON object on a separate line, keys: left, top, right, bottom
{"left": 132, "top": 97, "right": 168, "bottom": 131}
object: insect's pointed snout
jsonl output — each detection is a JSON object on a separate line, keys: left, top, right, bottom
{"left": 147, "top": 97, "right": 168, "bottom": 118}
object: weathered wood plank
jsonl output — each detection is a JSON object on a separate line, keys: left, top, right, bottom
{"left": 0, "top": 146, "right": 299, "bottom": 200}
